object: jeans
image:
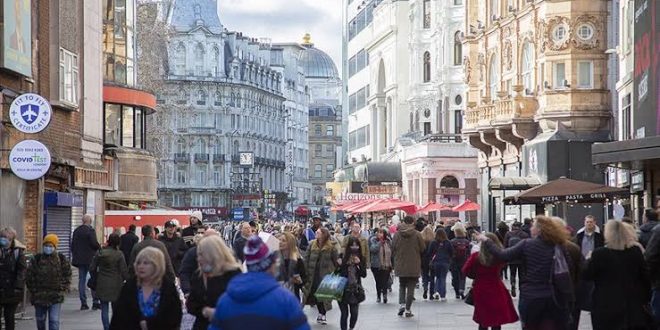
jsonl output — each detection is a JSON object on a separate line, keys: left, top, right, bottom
{"left": 77, "top": 265, "right": 99, "bottom": 306}
{"left": 0, "top": 303, "right": 17, "bottom": 330}
{"left": 339, "top": 302, "right": 359, "bottom": 330}
{"left": 35, "top": 304, "right": 61, "bottom": 330}
{"left": 421, "top": 266, "right": 435, "bottom": 294}
{"left": 450, "top": 263, "right": 466, "bottom": 296}
{"left": 398, "top": 277, "right": 417, "bottom": 310}
{"left": 372, "top": 268, "right": 391, "bottom": 298}
{"left": 433, "top": 263, "right": 449, "bottom": 298}
{"left": 100, "top": 301, "right": 111, "bottom": 330}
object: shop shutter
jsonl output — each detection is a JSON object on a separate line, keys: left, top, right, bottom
{"left": 45, "top": 207, "right": 73, "bottom": 259}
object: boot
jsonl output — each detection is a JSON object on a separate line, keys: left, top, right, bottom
{"left": 383, "top": 292, "right": 388, "bottom": 304}
{"left": 511, "top": 285, "right": 517, "bottom": 298}
{"left": 423, "top": 290, "right": 428, "bottom": 300}
{"left": 376, "top": 293, "right": 381, "bottom": 303}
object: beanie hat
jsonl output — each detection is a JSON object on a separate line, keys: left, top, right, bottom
{"left": 191, "top": 211, "right": 203, "bottom": 222}
{"left": 244, "top": 235, "right": 276, "bottom": 272}
{"left": 43, "top": 234, "right": 59, "bottom": 248}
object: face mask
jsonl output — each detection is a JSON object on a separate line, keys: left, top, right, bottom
{"left": 0, "top": 238, "right": 9, "bottom": 247}
{"left": 201, "top": 264, "right": 213, "bottom": 273}
{"left": 43, "top": 246, "right": 55, "bottom": 255}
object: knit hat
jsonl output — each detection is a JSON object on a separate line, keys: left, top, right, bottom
{"left": 43, "top": 234, "right": 59, "bottom": 248}
{"left": 451, "top": 221, "right": 466, "bottom": 232}
{"left": 190, "top": 211, "right": 203, "bottom": 222}
{"left": 244, "top": 235, "right": 276, "bottom": 272}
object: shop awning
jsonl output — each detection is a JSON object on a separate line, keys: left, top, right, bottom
{"left": 488, "top": 177, "right": 542, "bottom": 190}
{"left": 592, "top": 136, "right": 660, "bottom": 170}
{"left": 366, "top": 162, "right": 402, "bottom": 183}
{"left": 504, "top": 177, "right": 628, "bottom": 205}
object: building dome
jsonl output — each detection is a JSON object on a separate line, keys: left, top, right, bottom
{"left": 298, "top": 34, "right": 339, "bottom": 79}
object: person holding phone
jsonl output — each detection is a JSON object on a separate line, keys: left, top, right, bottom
{"left": 277, "top": 232, "right": 307, "bottom": 302}
{"left": 338, "top": 237, "right": 367, "bottom": 330}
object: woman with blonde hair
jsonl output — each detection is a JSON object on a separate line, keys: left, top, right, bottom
{"left": 420, "top": 225, "right": 436, "bottom": 300}
{"left": 584, "top": 220, "right": 651, "bottom": 330}
{"left": 304, "top": 227, "right": 339, "bottom": 325}
{"left": 186, "top": 235, "right": 242, "bottom": 330}
{"left": 276, "top": 231, "right": 306, "bottom": 302}
{"left": 110, "top": 247, "right": 182, "bottom": 329}
{"left": 476, "top": 216, "right": 575, "bottom": 330}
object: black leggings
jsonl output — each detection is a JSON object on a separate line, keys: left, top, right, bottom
{"left": 339, "top": 302, "right": 359, "bottom": 330}
{"left": 317, "top": 302, "right": 326, "bottom": 315}
{"left": 0, "top": 303, "right": 17, "bottom": 330}
{"left": 372, "top": 268, "right": 390, "bottom": 297}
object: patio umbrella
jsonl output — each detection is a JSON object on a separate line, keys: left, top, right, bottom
{"left": 452, "top": 199, "right": 480, "bottom": 223}
{"left": 417, "top": 201, "right": 452, "bottom": 214}
{"left": 343, "top": 199, "right": 380, "bottom": 213}
{"left": 503, "top": 177, "right": 628, "bottom": 205}
{"left": 354, "top": 199, "right": 418, "bottom": 214}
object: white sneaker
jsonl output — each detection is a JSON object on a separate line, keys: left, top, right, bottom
{"left": 440, "top": 297, "right": 447, "bottom": 302}
{"left": 433, "top": 293, "right": 440, "bottom": 300}
{"left": 320, "top": 314, "right": 327, "bottom": 325}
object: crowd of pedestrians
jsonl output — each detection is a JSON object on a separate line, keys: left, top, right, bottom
{"left": 10, "top": 206, "right": 660, "bottom": 330}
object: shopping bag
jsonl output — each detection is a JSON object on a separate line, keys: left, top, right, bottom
{"left": 314, "top": 273, "right": 348, "bottom": 301}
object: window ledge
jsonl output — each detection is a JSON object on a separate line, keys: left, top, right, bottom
{"left": 51, "top": 100, "right": 79, "bottom": 111}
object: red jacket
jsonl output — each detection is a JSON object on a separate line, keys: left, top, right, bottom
{"left": 462, "top": 252, "right": 518, "bottom": 327}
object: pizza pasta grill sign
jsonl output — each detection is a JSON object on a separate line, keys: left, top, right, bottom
{"left": 9, "top": 93, "right": 52, "bottom": 134}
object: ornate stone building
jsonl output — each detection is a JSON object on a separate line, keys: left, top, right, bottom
{"left": 154, "top": 0, "right": 288, "bottom": 218}
{"left": 463, "top": 0, "right": 613, "bottom": 228}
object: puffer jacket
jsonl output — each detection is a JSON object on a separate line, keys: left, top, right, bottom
{"left": 368, "top": 235, "right": 380, "bottom": 269}
{"left": 0, "top": 240, "right": 27, "bottom": 304}
{"left": 158, "top": 233, "right": 187, "bottom": 273}
{"left": 303, "top": 239, "right": 338, "bottom": 308}
{"left": 392, "top": 223, "right": 426, "bottom": 278}
{"left": 26, "top": 252, "right": 72, "bottom": 306}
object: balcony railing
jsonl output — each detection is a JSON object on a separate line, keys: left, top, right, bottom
{"left": 194, "top": 153, "right": 210, "bottom": 163}
{"left": 212, "top": 154, "right": 225, "bottom": 163}
{"left": 174, "top": 153, "right": 189, "bottom": 163}
{"left": 419, "top": 133, "right": 463, "bottom": 143}
{"left": 465, "top": 94, "right": 536, "bottom": 129}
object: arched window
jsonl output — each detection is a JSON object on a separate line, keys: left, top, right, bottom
{"left": 176, "top": 138, "right": 185, "bottom": 153}
{"left": 233, "top": 140, "right": 239, "bottom": 155}
{"left": 214, "top": 91, "right": 222, "bottom": 106}
{"left": 195, "top": 139, "right": 207, "bottom": 154}
{"left": 454, "top": 31, "right": 463, "bottom": 66}
{"left": 197, "top": 89, "right": 207, "bottom": 105}
{"left": 423, "top": 0, "right": 431, "bottom": 29}
{"left": 175, "top": 44, "right": 186, "bottom": 75}
{"left": 423, "top": 51, "right": 431, "bottom": 83}
{"left": 214, "top": 140, "right": 223, "bottom": 155}
{"left": 440, "top": 175, "right": 459, "bottom": 188}
{"left": 489, "top": 55, "right": 499, "bottom": 98}
{"left": 194, "top": 43, "right": 205, "bottom": 76}
{"left": 211, "top": 47, "right": 220, "bottom": 77}
{"left": 521, "top": 41, "right": 534, "bottom": 93}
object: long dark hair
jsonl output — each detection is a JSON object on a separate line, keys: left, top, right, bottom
{"left": 434, "top": 228, "right": 448, "bottom": 242}
{"left": 342, "top": 236, "right": 364, "bottom": 266}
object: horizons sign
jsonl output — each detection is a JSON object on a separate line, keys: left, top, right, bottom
{"left": 9, "top": 93, "right": 52, "bottom": 134}
{"left": 9, "top": 139, "right": 51, "bottom": 180}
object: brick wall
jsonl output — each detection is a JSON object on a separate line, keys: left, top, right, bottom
{"left": 23, "top": 181, "right": 39, "bottom": 252}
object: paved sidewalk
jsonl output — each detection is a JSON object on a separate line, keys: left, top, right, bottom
{"left": 16, "top": 274, "right": 593, "bottom": 330}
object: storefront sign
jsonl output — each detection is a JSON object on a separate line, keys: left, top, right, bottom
{"left": 9, "top": 139, "right": 51, "bottom": 180}
{"left": 631, "top": 171, "right": 644, "bottom": 192}
{"left": 335, "top": 193, "right": 393, "bottom": 202}
{"left": 9, "top": 93, "right": 51, "bottom": 133}
{"left": 437, "top": 188, "right": 466, "bottom": 195}
{"left": 365, "top": 185, "right": 400, "bottom": 194}
{"left": 618, "top": 169, "right": 629, "bottom": 187}
{"left": 174, "top": 207, "right": 228, "bottom": 217}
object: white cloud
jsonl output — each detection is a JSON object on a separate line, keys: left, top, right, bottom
{"left": 218, "top": 0, "right": 343, "bottom": 71}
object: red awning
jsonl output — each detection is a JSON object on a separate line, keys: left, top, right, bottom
{"left": 452, "top": 199, "right": 480, "bottom": 212}
{"left": 417, "top": 201, "right": 452, "bottom": 214}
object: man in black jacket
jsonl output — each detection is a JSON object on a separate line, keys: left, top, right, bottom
{"left": 159, "top": 220, "right": 187, "bottom": 274}
{"left": 639, "top": 209, "right": 659, "bottom": 248}
{"left": 571, "top": 215, "right": 604, "bottom": 330}
{"left": 182, "top": 211, "right": 204, "bottom": 248}
{"left": 70, "top": 214, "right": 100, "bottom": 310}
{"left": 129, "top": 225, "right": 176, "bottom": 282}
{"left": 120, "top": 224, "right": 139, "bottom": 263}
{"left": 644, "top": 209, "right": 660, "bottom": 325}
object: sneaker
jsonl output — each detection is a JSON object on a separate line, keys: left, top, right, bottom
{"left": 320, "top": 315, "right": 327, "bottom": 325}
{"left": 80, "top": 304, "right": 89, "bottom": 311}
{"left": 92, "top": 303, "right": 101, "bottom": 311}
{"left": 397, "top": 307, "right": 405, "bottom": 316}
{"left": 376, "top": 296, "right": 381, "bottom": 303}
{"left": 440, "top": 297, "right": 447, "bottom": 302}
{"left": 316, "top": 315, "right": 325, "bottom": 324}
{"left": 383, "top": 296, "right": 388, "bottom": 304}
{"left": 423, "top": 290, "right": 428, "bottom": 300}
{"left": 433, "top": 293, "right": 440, "bottom": 300}
{"left": 405, "top": 310, "right": 414, "bottom": 318}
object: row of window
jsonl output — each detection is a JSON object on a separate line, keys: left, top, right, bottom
{"left": 348, "top": 85, "right": 370, "bottom": 114}
{"left": 420, "top": 36, "right": 462, "bottom": 83}
{"left": 313, "top": 164, "right": 335, "bottom": 179}
{"left": 314, "top": 124, "right": 335, "bottom": 136}
{"left": 421, "top": 0, "right": 463, "bottom": 29}
{"left": 309, "top": 104, "right": 336, "bottom": 117}
{"left": 348, "top": 0, "right": 383, "bottom": 40}
{"left": 104, "top": 103, "right": 147, "bottom": 149}
{"left": 348, "top": 50, "right": 368, "bottom": 78}
{"left": 313, "top": 144, "right": 338, "bottom": 158}
{"left": 349, "top": 125, "right": 370, "bottom": 151}
{"left": 170, "top": 138, "right": 284, "bottom": 160}
{"left": 170, "top": 167, "right": 225, "bottom": 187}
{"left": 170, "top": 192, "right": 227, "bottom": 208}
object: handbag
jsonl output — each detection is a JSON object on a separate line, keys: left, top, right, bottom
{"left": 464, "top": 287, "right": 474, "bottom": 306}
{"left": 314, "top": 272, "right": 348, "bottom": 301}
{"left": 343, "top": 283, "right": 365, "bottom": 304}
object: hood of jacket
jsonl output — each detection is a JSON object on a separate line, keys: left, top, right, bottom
{"left": 640, "top": 221, "right": 659, "bottom": 233}
{"left": 225, "top": 271, "right": 279, "bottom": 303}
{"left": 397, "top": 223, "right": 417, "bottom": 238}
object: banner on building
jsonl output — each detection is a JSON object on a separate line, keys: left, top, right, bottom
{"left": 634, "top": 0, "right": 660, "bottom": 137}
{"left": 2, "top": 0, "right": 31, "bottom": 76}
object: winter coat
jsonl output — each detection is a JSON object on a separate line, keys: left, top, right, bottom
{"left": 392, "top": 223, "right": 425, "bottom": 278}
{"left": 109, "top": 278, "right": 182, "bottom": 330}
{"left": 209, "top": 271, "right": 310, "bottom": 330}
{"left": 26, "top": 252, "right": 72, "bottom": 306}
{"left": 462, "top": 252, "right": 519, "bottom": 327}
{"left": 368, "top": 236, "right": 392, "bottom": 270}
{"left": 186, "top": 269, "right": 241, "bottom": 330}
{"left": 158, "top": 233, "right": 187, "bottom": 273}
{"left": 341, "top": 235, "right": 370, "bottom": 268}
{"left": 503, "top": 229, "right": 529, "bottom": 265}
{"left": 303, "top": 239, "right": 338, "bottom": 309}
{"left": 182, "top": 224, "right": 203, "bottom": 248}
{"left": 0, "top": 242, "right": 27, "bottom": 304}
{"left": 337, "top": 257, "right": 367, "bottom": 305}
{"left": 232, "top": 234, "right": 248, "bottom": 262}
{"left": 449, "top": 237, "right": 472, "bottom": 268}
{"left": 277, "top": 255, "right": 306, "bottom": 294}
{"left": 644, "top": 224, "right": 660, "bottom": 289}
{"left": 128, "top": 238, "right": 176, "bottom": 283}
{"left": 90, "top": 247, "right": 128, "bottom": 302}
{"left": 178, "top": 246, "right": 197, "bottom": 294}
{"left": 119, "top": 231, "right": 139, "bottom": 264}
{"left": 584, "top": 246, "right": 652, "bottom": 330}
{"left": 70, "top": 224, "right": 100, "bottom": 267}
{"left": 639, "top": 221, "right": 659, "bottom": 248}
{"left": 426, "top": 240, "right": 454, "bottom": 269}
{"left": 575, "top": 230, "right": 605, "bottom": 254}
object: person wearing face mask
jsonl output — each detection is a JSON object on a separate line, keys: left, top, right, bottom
{"left": 0, "top": 227, "right": 26, "bottom": 330}
{"left": 185, "top": 236, "right": 242, "bottom": 330}
{"left": 26, "top": 234, "right": 72, "bottom": 330}
{"left": 209, "top": 235, "right": 310, "bottom": 330}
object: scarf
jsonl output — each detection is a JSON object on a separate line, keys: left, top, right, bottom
{"left": 379, "top": 240, "right": 392, "bottom": 270}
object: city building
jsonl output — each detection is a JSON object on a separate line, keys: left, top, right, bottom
{"left": 154, "top": 0, "right": 287, "bottom": 219}
{"left": 298, "top": 35, "right": 343, "bottom": 206}
{"left": 592, "top": 0, "right": 660, "bottom": 223}
{"left": 463, "top": 0, "right": 614, "bottom": 229}
{"left": 402, "top": 0, "right": 479, "bottom": 221}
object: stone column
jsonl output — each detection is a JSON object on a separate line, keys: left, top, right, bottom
{"left": 376, "top": 105, "right": 385, "bottom": 157}
{"left": 370, "top": 105, "right": 378, "bottom": 160}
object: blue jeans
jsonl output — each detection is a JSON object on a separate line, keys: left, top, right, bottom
{"left": 433, "top": 263, "right": 449, "bottom": 298}
{"left": 652, "top": 288, "right": 660, "bottom": 323}
{"left": 77, "top": 265, "right": 99, "bottom": 305}
{"left": 35, "top": 304, "right": 61, "bottom": 330}
{"left": 100, "top": 301, "right": 111, "bottom": 330}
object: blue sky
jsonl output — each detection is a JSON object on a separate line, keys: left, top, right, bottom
{"left": 218, "top": 0, "right": 343, "bottom": 70}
